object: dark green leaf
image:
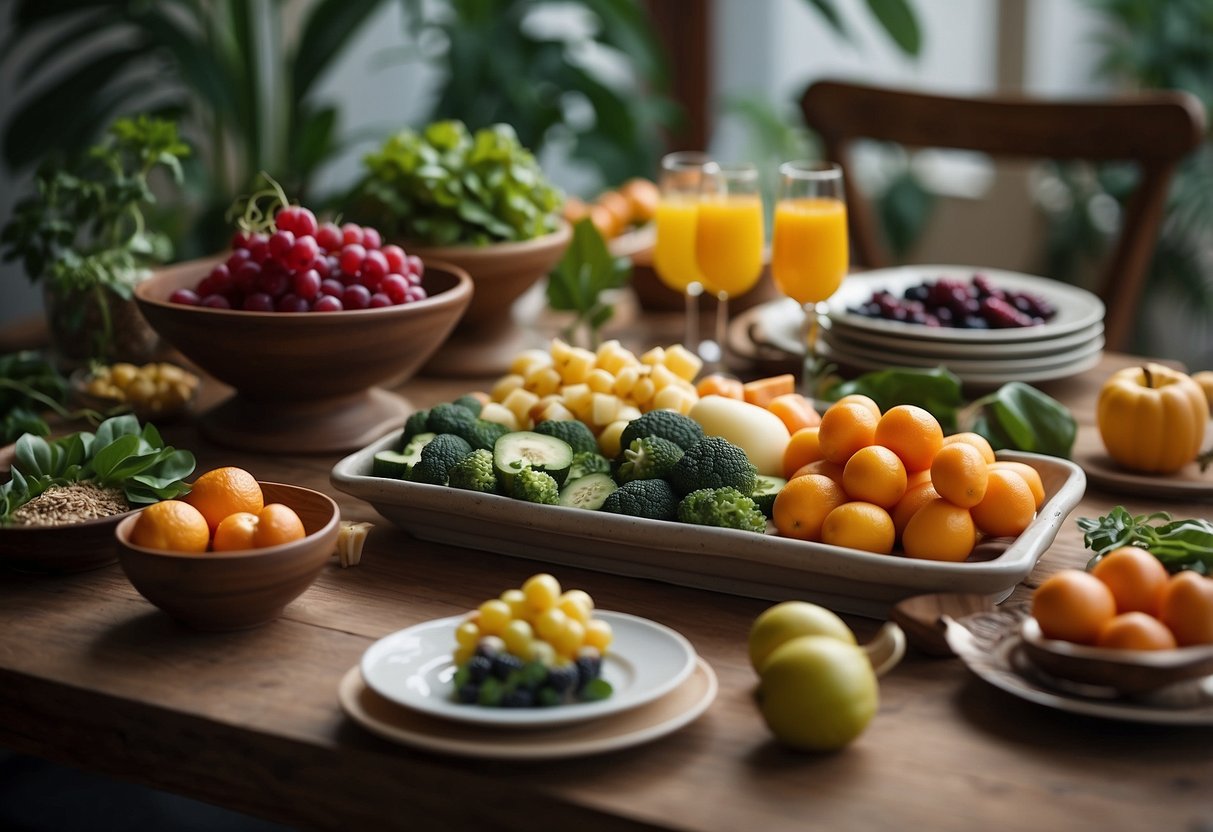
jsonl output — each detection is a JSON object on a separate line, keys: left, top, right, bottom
{"left": 800, "top": 0, "right": 850, "bottom": 40}
{"left": 965, "top": 382, "right": 1076, "bottom": 458}
{"left": 823, "top": 367, "right": 964, "bottom": 431}
{"left": 293, "top": 0, "right": 385, "bottom": 98}
{"left": 14, "top": 433, "right": 53, "bottom": 478}
{"left": 865, "top": 0, "right": 922, "bottom": 56}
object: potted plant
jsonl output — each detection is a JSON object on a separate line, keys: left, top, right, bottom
{"left": 1, "top": 116, "right": 190, "bottom": 367}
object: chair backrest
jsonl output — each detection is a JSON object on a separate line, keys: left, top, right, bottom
{"left": 800, "top": 80, "right": 1206, "bottom": 352}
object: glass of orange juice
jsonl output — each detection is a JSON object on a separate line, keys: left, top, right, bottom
{"left": 654, "top": 151, "right": 713, "bottom": 357}
{"left": 695, "top": 162, "right": 765, "bottom": 370}
{"left": 771, "top": 161, "right": 848, "bottom": 391}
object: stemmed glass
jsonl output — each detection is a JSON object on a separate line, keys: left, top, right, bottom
{"left": 694, "top": 162, "right": 765, "bottom": 370}
{"left": 770, "top": 161, "right": 848, "bottom": 393}
{"left": 653, "top": 152, "right": 713, "bottom": 357}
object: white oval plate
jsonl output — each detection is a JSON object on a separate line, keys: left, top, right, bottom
{"left": 817, "top": 339, "right": 1103, "bottom": 386}
{"left": 822, "top": 327, "right": 1105, "bottom": 374}
{"left": 360, "top": 610, "right": 697, "bottom": 729}
{"left": 822, "top": 320, "right": 1105, "bottom": 361}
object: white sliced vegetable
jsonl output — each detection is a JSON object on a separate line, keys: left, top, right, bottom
{"left": 688, "top": 396, "right": 791, "bottom": 476}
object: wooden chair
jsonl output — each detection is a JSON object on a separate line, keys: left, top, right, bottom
{"left": 799, "top": 80, "right": 1206, "bottom": 352}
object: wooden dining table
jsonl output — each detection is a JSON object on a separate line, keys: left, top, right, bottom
{"left": 1, "top": 305, "right": 1211, "bottom": 832}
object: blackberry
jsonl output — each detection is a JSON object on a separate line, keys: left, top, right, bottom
{"left": 546, "top": 664, "right": 578, "bottom": 695}
{"left": 491, "top": 652, "right": 525, "bottom": 680}
{"left": 501, "top": 688, "right": 536, "bottom": 708}
{"left": 456, "top": 683, "right": 480, "bottom": 704}
{"left": 466, "top": 655, "right": 493, "bottom": 684}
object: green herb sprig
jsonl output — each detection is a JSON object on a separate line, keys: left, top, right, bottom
{"left": 546, "top": 219, "right": 630, "bottom": 348}
{"left": 1078, "top": 507, "right": 1213, "bottom": 575}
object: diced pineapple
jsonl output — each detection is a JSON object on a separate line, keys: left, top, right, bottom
{"left": 586, "top": 368, "right": 615, "bottom": 394}
{"left": 523, "top": 365, "right": 563, "bottom": 397}
{"left": 528, "top": 395, "right": 563, "bottom": 424}
{"left": 662, "top": 344, "right": 703, "bottom": 381}
{"left": 648, "top": 362, "right": 678, "bottom": 392}
{"left": 491, "top": 373, "right": 525, "bottom": 403}
{"left": 480, "top": 402, "right": 520, "bottom": 431}
{"left": 501, "top": 387, "right": 541, "bottom": 428}
{"left": 652, "top": 384, "right": 697, "bottom": 415}
{"left": 595, "top": 340, "right": 639, "bottom": 375}
{"left": 549, "top": 338, "right": 573, "bottom": 364}
{"left": 557, "top": 347, "right": 597, "bottom": 384}
{"left": 590, "top": 393, "right": 620, "bottom": 427}
{"left": 616, "top": 404, "right": 642, "bottom": 423}
{"left": 561, "top": 383, "right": 594, "bottom": 421}
{"left": 612, "top": 365, "right": 640, "bottom": 397}
{"left": 640, "top": 346, "right": 666, "bottom": 366}
{"left": 537, "top": 401, "right": 577, "bottom": 423}
{"left": 597, "top": 419, "right": 629, "bottom": 458}
{"left": 509, "top": 349, "right": 554, "bottom": 378}
{"left": 632, "top": 376, "right": 656, "bottom": 406}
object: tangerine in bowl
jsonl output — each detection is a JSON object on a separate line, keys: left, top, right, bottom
{"left": 115, "top": 481, "right": 340, "bottom": 631}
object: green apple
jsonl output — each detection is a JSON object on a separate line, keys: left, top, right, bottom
{"left": 756, "top": 635, "right": 878, "bottom": 752}
{"left": 748, "top": 600, "right": 855, "bottom": 672}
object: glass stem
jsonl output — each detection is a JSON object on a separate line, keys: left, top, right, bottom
{"left": 713, "top": 291, "right": 729, "bottom": 372}
{"left": 802, "top": 301, "right": 823, "bottom": 397}
{"left": 684, "top": 281, "right": 702, "bottom": 356}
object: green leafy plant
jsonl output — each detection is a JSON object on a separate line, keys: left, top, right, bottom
{"left": 546, "top": 219, "right": 631, "bottom": 347}
{"left": 0, "top": 351, "right": 71, "bottom": 444}
{"left": 353, "top": 120, "right": 564, "bottom": 245}
{"left": 1078, "top": 507, "right": 1213, "bottom": 574}
{"left": 0, "top": 413, "right": 195, "bottom": 524}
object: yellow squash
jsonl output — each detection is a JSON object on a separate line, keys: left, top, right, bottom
{"left": 1097, "top": 363, "right": 1209, "bottom": 474}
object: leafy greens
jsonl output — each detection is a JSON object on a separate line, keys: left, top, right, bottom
{"left": 546, "top": 219, "right": 631, "bottom": 348}
{"left": 1078, "top": 507, "right": 1213, "bottom": 575}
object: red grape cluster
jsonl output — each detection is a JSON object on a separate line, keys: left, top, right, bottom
{"left": 850, "top": 273, "right": 1057, "bottom": 329}
{"left": 169, "top": 206, "right": 426, "bottom": 312}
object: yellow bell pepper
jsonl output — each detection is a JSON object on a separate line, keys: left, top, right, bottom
{"left": 1097, "top": 363, "right": 1209, "bottom": 474}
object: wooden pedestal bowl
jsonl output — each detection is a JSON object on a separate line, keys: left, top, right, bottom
{"left": 134, "top": 259, "right": 472, "bottom": 453}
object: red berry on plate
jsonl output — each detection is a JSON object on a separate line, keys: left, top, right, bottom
{"left": 201, "top": 294, "right": 232, "bottom": 309}
{"left": 340, "top": 243, "right": 366, "bottom": 277}
{"left": 320, "top": 278, "right": 345, "bottom": 297}
{"left": 293, "top": 269, "right": 322, "bottom": 300}
{"left": 361, "top": 226, "right": 382, "bottom": 250}
{"left": 342, "top": 284, "right": 372, "bottom": 310}
{"left": 226, "top": 249, "right": 251, "bottom": 271}
{"left": 313, "top": 295, "right": 344, "bottom": 312}
{"left": 383, "top": 244, "right": 406, "bottom": 274}
{"left": 368, "top": 292, "right": 393, "bottom": 308}
{"left": 360, "top": 249, "right": 388, "bottom": 289}
{"left": 258, "top": 268, "right": 290, "bottom": 297}
{"left": 404, "top": 285, "right": 427, "bottom": 302}
{"left": 276, "top": 293, "right": 310, "bottom": 313}
{"left": 234, "top": 261, "right": 262, "bottom": 294}
{"left": 294, "top": 207, "right": 317, "bottom": 238}
{"left": 242, "top": 292, "right": 275, "bottom": 312}
{"left": 231, "top": 230, "right": 252, "bottom": 251}
{"left": 268, "top": 229, "right": 295, "bottom": 260}
{"left": 316, "top": 222, "right": 342, "bottom": 252}
{"left": 207, "top": 264, "right": 234, "bottom": 294}
{"left": 381, "top": 273, "right": 408, "bottom": 304}
{"left": 406, "top": 254, "right": 424, "bottom": 278}
{"left": 170, "top": 288, "right": 200, "bottom": 306}
{"left": 341, "top": 223, "right": 363, "bottom": 246}
{"left": 195, "top": 275, "right": 219, "bottom": 297}
{"left": 288, "top": 235, "right": 319, "bottom": 271}
{"left": 248, "top": 240, "right": 270, "bottom": 264}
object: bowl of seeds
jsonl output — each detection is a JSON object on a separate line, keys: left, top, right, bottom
{"left": 0, "top": 414, "right": 195, "bottom": 573}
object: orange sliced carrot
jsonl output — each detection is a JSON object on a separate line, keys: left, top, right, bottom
{"left": 696, "top": 374, "right": 745, "bottom": 400}
{"left": 767, "top": 392, "right": 821, "bottom": 434}
{"left": 743, "top": 374, "right": 796, "bottom": 408}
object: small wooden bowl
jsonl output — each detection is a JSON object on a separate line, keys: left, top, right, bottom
{"left": 0, "top": 508, "right": 135, "bottom": 573}
{"left": 114, "top": 482, "right": 340, "bottom": 631}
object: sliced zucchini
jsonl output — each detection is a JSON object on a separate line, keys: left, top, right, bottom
{"left": 374, "top": 432, "right": 436, "bottom": 478}
{"left": 752, "top": 475, "right": 787, "bottom": 518}
{"left": 493, "top": 431, "right": 574, "bottom": 490}
{"left": 558, "top": 473, "right": 618, "bottom": 510}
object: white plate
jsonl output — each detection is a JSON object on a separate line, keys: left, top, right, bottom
{"left": 825, "top": 266, "right": 1105, "bottom": 344}
{"left": 332, "top": 438, "right": 1087, "bottom": 619}
{"left": 821, "top": 328, "right": 1105, "bottom": 374}
{"left": 822, "top": 320, "right": 1106, "bottom": 361}
{"left": 360, "top": 610, "right": 697, "bottom": 729}
{"left": 338, "top": 658, "right": 717, "bottom": 760}
{"left": 817, "top": 339, "right": 1103, "bottom": 386}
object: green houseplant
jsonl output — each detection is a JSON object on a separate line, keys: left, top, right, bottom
{"left": 1, "top": 116, "right": 189, "bottom": 364}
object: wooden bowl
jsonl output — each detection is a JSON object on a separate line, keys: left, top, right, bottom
{"left": 114, "top": 482, "right": 340, "bottom": 631}
{"left": 134, "top": 259, "right": 472, "bottom": 452}
{"left": 0, "top": 508, "right": 135, "bottom": 573}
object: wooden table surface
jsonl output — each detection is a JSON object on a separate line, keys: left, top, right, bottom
{"left": 2, "top": 318, "right": 1212, "bottom": 832}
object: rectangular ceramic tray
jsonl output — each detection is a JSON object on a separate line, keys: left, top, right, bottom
{"left": 331, "top": 433, "right": 1087, "bottom": 618}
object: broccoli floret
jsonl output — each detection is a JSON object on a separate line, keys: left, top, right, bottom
{"left": 534, "top": 419, "right": 599, "bottom": 455}
{"left": 615, "top": 436, "right": 684, "bottom": 484}
{"left": 601, "top": 478, "right": 679, "bottom": 521}
{"left": 400, "top": 409, "right": 431, "bottom": 447}
{"left": 458, "top": 418, "right": 511, "bottom": 451}
{"left": 409, "top": 434, "right": 474, "bottom": 485}
{"left": 507, "top": 466, "right": 560, "bottom": 505}
{"left": 452, "top": 394, "right": 484, "bottom": 417}
{"left": 447, "top": 448, "right": 498, "bottom": 494}
{"left": 427, "top": 402, "right": 477, "bottom": 437}
{"left": 618, "top": 410, "right": 705, "bottom": 452}
{"left": 568, "top": 450, "right": 612, "bottom": 480}
{"left": 668, "top": 436, "right": 757, "bottom": 497}
{"left": 677, "top": 487, "right": 767, "bottom": 534}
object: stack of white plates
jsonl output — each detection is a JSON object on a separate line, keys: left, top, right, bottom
{"left": 759, "top": 265, "right": 1105, "bottom": 386}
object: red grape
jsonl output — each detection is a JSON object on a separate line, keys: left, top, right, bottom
{"left": 320, "top": 278, "right": 346, "bottom": 297}
{"left": 268, "top": 229, "right": 295, "bottom": 260}
{"left": 342, "top": 284, "right": 372, "bottom": 310}
{"left": 340, "top": 243, "right": 366, "bottom": 277}
{"left": 201, "top": 294, "right": 232, "bottom": 309}
{"left": 404, "top": 285, "right": 427, "bottom": 302}
{"left": 258, "top": 268, "right": 290, "bottom": 297}
{"left": 248, "top": 240, "right": 270, "bottom": 264}
{"left": 368, "top": 292, "right": 393, "bottom": 308}
{"left": 406, "top": 254, "right": 424, "bottom": 278}
{"left": 170, "top": 288, "right": 200, "bottom": 306}
{"left": 231, "top": 230, "right": 252, "bottom": 250}
{"left": 288, "top": 235, "right": 319, "bottom": 272}
{"left": 380, "top": 274, "right": 408, "bottom": 304}
{"left": 316, "top": 222, "right": 342, "bottom": 252}
{"left": 207, "top": 264, "right": 234, "bottom": 294}
{"left": 226, "top": 249, "right": 251, "bottom": 271}
{"left": 361, "top": 226, "right": 382, "bottom": 250}
{"left": 311, "top": 256, "right": 331, "bottom": 280}
{"left": 360, "top": 249, "right": 388, "bottom": 289}
{"left": 293, "top": 269, "right": 322, "bottom": 300}
{"left": 382, "top": 245, "right": 406, "bottom": 274}
{"left": 294, "top": 207, "right": 317, "bottom": 238}
{"left": 313, "top": 295, "right": 344, "bottom": 312}
{"left": 341, "top": 223, "right": 363, "bottom": 246}
{"left": 276, "top": 293, "right": 310, "bottom": 313}
{"left": 234, "top": 261, "right": 262, "bottom": 294}
{"left": 242, "top": 292, "right": 275, "bottom": 312}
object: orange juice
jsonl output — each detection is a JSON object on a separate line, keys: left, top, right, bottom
{"left": 771, "top": 197, "right": 848, "bottom": 304}
{"left": 694, "top": 195, "right": 764, "bottom": 297}
{"left": 653, "top": 198, "right": 705, "bottom": 292}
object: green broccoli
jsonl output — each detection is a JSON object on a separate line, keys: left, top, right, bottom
{"left": 400, "top": 409, "right": 431, "bottom": 446}
{"left": 614, "top": 436, "right": 684, "bottom": 484}
{"left": 458, "top": 418, "right": 511, "bottom": 451}
{"left": 568, "top": 450, "right": 612, "bottom": 480}
{"left": 618, "top": 410, "right": 704, "bottom": 452}
{"left": 409, "top": 434, "right": 474, "bottom": 485}
{"left": 668, "top": 436, "right": 757, "bottom": 497}
{"left": 534, "top": 419, "right": 599, "bottom": 455}
{"left": 426, "top": 402, "right": 477, "bottom": 436}
{"left": 677, "top": 487, "right": 767, "bottom": 534}
{"left": 507, "top": 466, "right": 561, "bottom": 505}
{"left": 601, "top": 478, "right": 679, "bottom": 521}
{"left": 447, "top": 448, "right": 498, "bottom": 494}
{"left": 452, "top": 394, "right": 484, "bottom": 417}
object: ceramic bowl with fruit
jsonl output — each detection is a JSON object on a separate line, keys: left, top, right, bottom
{"left": 134, "top": 204, "right": 473, "bottom": 452}
{"left": 115, "top": 473, "right": 339, "bottom": 631}
{"left": 71, "top": 361, "right": 201, "bottom": 423}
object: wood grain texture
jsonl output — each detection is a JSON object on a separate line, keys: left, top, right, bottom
{"left": 1, "top": 349, "right": 1212, "bottom": 832}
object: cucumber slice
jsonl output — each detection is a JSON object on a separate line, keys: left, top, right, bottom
{"left": 558, "top": 473, "right": 618, "bottom": 510}
{"left": 493, "top": 431, "right": 574, "bottom": 489}
{"left": 752, "top": 475, "right": 787, "bottom": 518}
{"left": 373, "top": 432, "right": 435, "bottom": 479}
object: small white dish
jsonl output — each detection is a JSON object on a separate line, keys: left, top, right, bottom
{"left": 821, "top": 320, "right": 1105, "bottom": 361}
{"left": 338, "top": 658, "right": 717, "bottom": 760}
{"left": 822, "top": 327, "right": 1104, "bottom": 374}
{"left": 360, "top": 610, "right": 697, "bottom": 729}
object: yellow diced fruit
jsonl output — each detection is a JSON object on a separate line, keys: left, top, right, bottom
{"left": 501, "top": 387, "right": 541, "bottom": 427}
{"left": 632, "top": 376, "right": 656, "bottom": 406}
{"left": 598, "top": 419, "right": 629, "bottom": 458}
{"left": 652, "top": 385, "right": 697, "bottom": 415}
{"left": 612, "top": 365, "right": 640, "bottom": 397}
{"left": 524, "top": 365, "right": 563, "bottom": 397}
{"left": 561, "top": 384, "right": 594, "bottom": 420}
{"left": 640, "top": 346, "right": 666, "bottom": 366}
{"left": 509, "top": 348, "right": 554, "bottom": 377}
{"left": 616, "top": 404, "right": 642, "bottom": 423}
{"left": 649, "top": 362, "right": 678, "bottom": 392}
{"left": 537, "top": 401, "right": 577, "bottom": 423}
{"left": 586, "top": 368, "right": 616, "bottom": 394}
{"left": 479, "top": 402, "right": 520, "bottom": 431}
{"left": 548, "top": 337, "right": 573, "bottom": 365}
{"left": 528, "top": 395, "right": 563, "bottom": 425}
{"left": 491, "top": 373, "right": 525, "bottom": 402}
{"left": 662, "top": 343, "right": 703, "bottom": 381}
{"left": 595, "top": 340, "right": 638, "bottom": 375}
{"left": 110, "top": 363, "right": 139, "bottom": 386}
{"left": 590, "top": 393, "right": 620, "bottom": 427}
{"left": 557, "top": 347, "right": 597, "bottom": 384}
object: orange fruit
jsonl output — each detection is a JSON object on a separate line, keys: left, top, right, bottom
{"left": 782, "top": 426, "right": 823, "bottom": 480}
{"left": 942, "top": 432, "right": 996, "bottom": 464}
{"left": 253, "top": 503, "right": 306, "bottom": 548}
{"left": 969, "top": 469, "right": 1036, "bottom": 538}
{"left": 817, "top": 402, "right": 879, "bottom": 465}
{"left": 772, "top": 474, "right": 847, "bottom": 541}
{"left": 905, "top": 468, "right": 932, "bottom": 489}
{"left": 1096, "top": 612, "right": 1177, "bottom": 650}
{"left": 901, "top": 498, "right": 977, "bottom": 562}
{"left": 212, "top": 511, "right": 259, "bottom": 552}
{"left": 1158, "top": 571, "right": 1213, "bottom": 646}
{"left": 790, "top": 459, "right": 846, "bottom": 486}
{"left": 841, "top": 445, "right": 907, "bottom": 508}
{"left": 929, "top": 443, "right": 989, "bottom": 508}
{"left": 184, "top": 467, "right": 264, "bottom": 532}
{"left": 130, "top": 500, "right": 210, "bottom": 553}
{"left": 988, "top": 461, "right": 1045, "bottom": 509}
{"left": 1090, "top": 546, "right": 1170, "bottom": 616}
{"left": 821, "top": 501, "right": 895, "bottom": 554}
{"left": 891, "top": 481, "right": 940, "bottom": 539}
{"left": 873, "top": 405, "right": 943, "bottom": 473}
{"left": 833, "top": 394, "right": 881, "bottom": 419}
{"left": 1031, "top": 569, "right": 1117, "bottom": 644}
